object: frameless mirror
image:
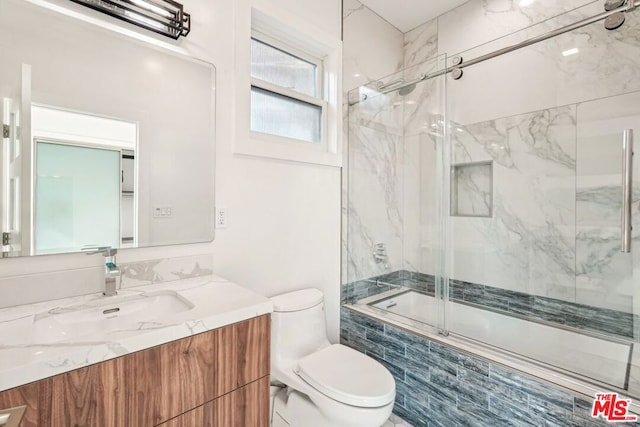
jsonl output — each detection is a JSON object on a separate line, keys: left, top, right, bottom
{"left": 0, "top": 0, "right": 215, "bottom": 257}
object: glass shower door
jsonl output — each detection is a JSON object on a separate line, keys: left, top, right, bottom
{"left": 575, "top": 93, "right": 639, "bottom": 330}
{"left": 443, "top": 3, "right": 640, "bottom": 396}
{"left": 345, "top": 54, "right": 449, "bottom": 332}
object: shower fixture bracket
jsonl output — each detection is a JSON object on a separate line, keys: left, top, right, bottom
{"left": 451, "top": 57, "right": 464, "bottom": 80}
{"left": 605, "top": 11, "right": 627, "bottom": 29}
{"left": 605, "top": 0, "right": 626, "bottom": 11}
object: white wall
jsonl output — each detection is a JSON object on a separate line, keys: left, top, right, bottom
{"left": 0, "top": 0, "right": 342, "bottom": 341}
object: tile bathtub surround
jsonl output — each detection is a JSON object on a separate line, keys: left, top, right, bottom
{"left": 340, "top": 308, "right": 640, "bottom": 427}
{"left": 119, "top": 253, "right": 214, "bottom": 288}
{"left": 344, "top": 270, "right": 636, "bottom": 339}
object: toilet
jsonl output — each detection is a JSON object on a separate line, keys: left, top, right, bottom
{"left": 270, "top": 288, "right": 395, "bottom": 427}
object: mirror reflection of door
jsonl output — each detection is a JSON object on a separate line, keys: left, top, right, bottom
{"left": 1, "top": 97, "right": 22, "bottom": 257}
{"left": 34, "top": 141, "right": 121, "bottom": 254}
{"left": 31, "top": 106, "right": 137, "bottom": 255}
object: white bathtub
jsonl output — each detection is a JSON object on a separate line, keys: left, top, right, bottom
{"left": 369, "top": 290, "right": 631, "bottom": 389}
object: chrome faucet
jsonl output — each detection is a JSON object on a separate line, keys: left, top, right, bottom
{"left": 85, "top": 246, "right": 121, "bottom": 296}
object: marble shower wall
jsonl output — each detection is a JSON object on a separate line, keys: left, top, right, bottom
{"left": 343, "top": 0, "right": 405, "bottom": 283}
{"left": 402, "top": 0, "right": 640, "bottom": 312}
{"left": 401, "top": 57, "right": 447, "bottom": 275}
{"left": 344, "top": 0, "right": 640, "bottom": 310}
{"left": 346, "top": 98, "right": 404, "bottom": 282}
{"left": 443, "top": 1, "right": 640, "bottom": 311}
{"left": 450, "top": 106, "right": 578, "bottom": 302}
{"left": 575, "top": 92, "right": 640, "bottom": 314}
{"left": 342, "top": 0, "right": 404, "bottom": 92}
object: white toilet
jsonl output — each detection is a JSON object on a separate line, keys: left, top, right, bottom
{"left": 270, "top": 288, "right": 396, "bottom": 427}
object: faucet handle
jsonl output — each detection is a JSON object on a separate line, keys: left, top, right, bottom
{"left": 82, "top": 246, "right": 118, "bottom": 256}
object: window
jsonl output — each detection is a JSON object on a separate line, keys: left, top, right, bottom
{"left": 250, "top": 35, "right": 326, "bottom": 144}
{"left": 234, "top": 6, "right": 342, "bottom": 166}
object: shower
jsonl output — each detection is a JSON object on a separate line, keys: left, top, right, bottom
{"left": 343, "top": 0, "right": 640, "bottom": 422}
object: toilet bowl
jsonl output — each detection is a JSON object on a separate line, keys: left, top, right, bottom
{"left": 270, "top": 289, "right": 395, "bottom": 427}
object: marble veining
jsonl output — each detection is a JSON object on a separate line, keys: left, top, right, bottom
{"left": 437, "top": 0, "right": 597, "bottom": 57}
{"left": 574, "top": 91, "right": 640, "bottom": 311}
{"left": 402, "top": 58, "right": 446, "bottom": 138}
{"left": 451, "top": 106, "right": 577, "bottom": 299}
{"left": 0, "top": 275, "right": 272, "bottom": 392}
{"left": 120, "top": 254, "right": 213, "bottom": 288}
{"left": 347, "top": 89, "right": 406, "bottom": 282}
{"left": 403, "top": 19, "right": 438, "bottom": 69}
{"left": 342, "top": 0, "right": 364, "bottom": 20}
{"left": 452, "top": 162, "right": 493, "bottom": 217}
{"left": 342, "top": 0, "right": 404, "bottom": 92}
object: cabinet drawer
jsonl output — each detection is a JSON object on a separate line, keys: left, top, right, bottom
{"left": 0, "top": 315, "right": 270, "bottom": 427}
{"left": 157, "top": 377, "right": 269, "bottom": 427}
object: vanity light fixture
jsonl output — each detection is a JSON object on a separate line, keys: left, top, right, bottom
{"left": 69, "top": 0, "right": 191, "bottom": 39}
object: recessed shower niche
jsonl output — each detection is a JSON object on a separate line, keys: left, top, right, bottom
{"left": 451, "top": 161, "right": 493, "bottom": 217}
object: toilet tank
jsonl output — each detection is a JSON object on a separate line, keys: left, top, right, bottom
{"left": 271, "top": 289, "right": 330, "bottom": 364}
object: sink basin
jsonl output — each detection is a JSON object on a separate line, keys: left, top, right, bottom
{"left": 32, "top": 291, "right": 195, "bottom": 344}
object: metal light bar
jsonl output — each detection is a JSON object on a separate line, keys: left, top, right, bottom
{"left": 69, "top": 0, "right": 191, "bottom": 39}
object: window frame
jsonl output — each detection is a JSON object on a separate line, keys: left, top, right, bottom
{"left": 249, "top": 31, "right": 328, "bottom": 147}
{"left": 233, "top": 3, "right": 343, "bottom": 167}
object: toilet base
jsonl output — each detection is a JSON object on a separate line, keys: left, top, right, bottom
{"left": 271, "top": 387, "right": 393, "bottom": 427}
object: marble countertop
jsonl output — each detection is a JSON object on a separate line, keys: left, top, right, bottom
{"left": 0, "top": 275, "right": 273, "bottom": 392}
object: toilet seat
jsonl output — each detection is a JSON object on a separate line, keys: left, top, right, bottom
{"left": 295, "top": 344, "right": 395, "bottom": 408}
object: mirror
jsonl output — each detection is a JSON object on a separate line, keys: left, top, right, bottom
{"left": 0, "top": 0, "right": 215, "bottom": 257}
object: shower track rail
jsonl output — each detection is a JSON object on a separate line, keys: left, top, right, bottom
{"left": 351, "top": 0, "right": 639, "bottom": 105}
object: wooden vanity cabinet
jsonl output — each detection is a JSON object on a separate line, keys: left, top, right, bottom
{"left": 0, "top": 382, "right": 40, "bottom": 426}
{"left": 0, "top": 315, "right": 270, "bottom": 427}
{"left": 158, "top": 377, "right": 269, "bottom": 427}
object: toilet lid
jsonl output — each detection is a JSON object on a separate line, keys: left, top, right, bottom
{"left": 295, "top": 344, "right": 395, "bottom": 407}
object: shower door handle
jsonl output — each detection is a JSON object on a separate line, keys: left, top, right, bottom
{"left": 622, "top": 129, "right": 634, "bottom": 253}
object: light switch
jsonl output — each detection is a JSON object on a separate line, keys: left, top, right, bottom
{"left": 153, "top": 206, "right": 173, "bottom": 218}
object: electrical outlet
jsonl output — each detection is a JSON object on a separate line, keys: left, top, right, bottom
{"left": 216, "top": 207, "right": 228, "bottom": 228}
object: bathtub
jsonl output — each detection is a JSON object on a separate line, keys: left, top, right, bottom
{"left": 366, "top": 290, "right": 632, "bottom": 389}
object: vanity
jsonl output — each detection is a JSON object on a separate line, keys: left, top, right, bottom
{"left": 0, "top": 1, "right": 272, "bottom": 425}
{"left": 0, "top": 277, "right": 273, "bottom": 426}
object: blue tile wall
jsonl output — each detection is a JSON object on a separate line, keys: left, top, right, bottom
{"left": 343, "top": 271, "right": 635, "bottom": 339}
{"left": 340, "top": 307, "right": 640, "bottom": 427}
